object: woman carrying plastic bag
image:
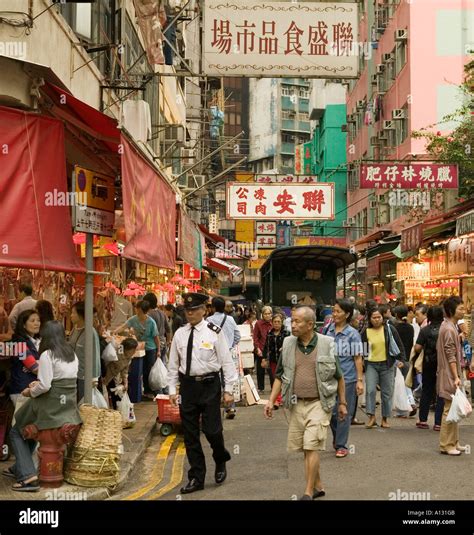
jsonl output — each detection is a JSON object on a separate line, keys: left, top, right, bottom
{"left": 392, "top": 368, "right": 412, "bottom": 413}
{"left": 446, "top": 387, "right": 472, "bottom": 423}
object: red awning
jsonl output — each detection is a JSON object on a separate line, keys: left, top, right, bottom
{"left": 354, "top": 229, "right": 391, "bottom": 246}
{"left": 205, "top": 257, "right": 243, "bottom": 276}
{"left": 43, "top": 83, "right": 120, "bottom": 152}
{"left": 0, "top": 106, "right": 84, "bottom": 272}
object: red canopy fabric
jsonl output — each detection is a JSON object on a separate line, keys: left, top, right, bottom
{"left": 121, "top": 135, "right": 176, "bottom": 269}
{"left": 44, "top": 83, "right": 120, "bottom": 153}
{"left": 0, "top": 106, "right": 84, "bottom": 272}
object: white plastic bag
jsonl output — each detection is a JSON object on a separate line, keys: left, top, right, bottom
{"left": 101, "top": 341, "right": 118, "bottom": 362}
{"left": 392, "top": 368, "right": 412, "bottom": 412}
{"left": 446, "top": 387, "right": 472, "bottom": 423}
{"left": 92, "top": 386, "right": 109, "bottom": 409}
{"left": 149, "top": 357, "right": 168, "bottom": 391}
{"left": 118, "top": 392, "right": 136, "bottom": 428}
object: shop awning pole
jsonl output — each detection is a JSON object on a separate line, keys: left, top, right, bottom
{"left": 84, "top": 233, "right": 94, "bottom": 405}
{"left": 343, "top": 266, "right": 346, "bottom": 298}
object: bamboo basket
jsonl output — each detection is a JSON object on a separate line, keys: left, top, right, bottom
{"left": 64, "top": 404, "right": 123, "bottom": 488}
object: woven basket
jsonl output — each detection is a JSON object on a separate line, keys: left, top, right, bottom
{"left": 64, "top": 404, "right": 123, "bottom": 488}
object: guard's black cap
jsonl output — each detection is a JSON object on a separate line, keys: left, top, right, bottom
{"left": 183, "top": 292, "right": 209, "bottom": 309}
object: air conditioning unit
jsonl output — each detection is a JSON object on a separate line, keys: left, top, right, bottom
{"left": 379, "top": 205, "right": 391, "bottom": 225}
{"left": 181, "top": 147, "right": 195, "bottom": 165}
{"left": 369, "top": 200, "right": 378, "bottom": 209}
{"left": 343, "top": 218, "right": 355, "bottom": 228}
{"left": 376, "top": 78, "right": 386, "bottom": 94}
{"left": 356, "top": 99, "right": 365, "bottom": 109}
{"left": 395, "top": 29, "right": 408, "bottom": 41}
{"left": 376, "top": 64, "right": 385, "bottom": 74}
{"left": 378, "top": 131, "right": 388, "bottom": 141}
{"left": 165, "top": 125, "right": 185, "bottom": 144}
{"left": 383, "top": 53, "right": 394, "bottom": 63}
{"left": 383, "top": 120, "right": 395, "bottom": 130}
{"left": 370, "top": 136, "right": 381, "bottom": 146}
{"left": 347, "top": 114, "right": 356, "bottom": 123}
{"left": 371, "top": 74, "right": 378, "bottom": 85}
{"left": 186, "top": 174, "right": 205, "bottom": 189}
{"left": 392, "top": 108, "right": 406, "bottom": 120}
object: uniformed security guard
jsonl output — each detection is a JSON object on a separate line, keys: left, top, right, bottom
{"left": 168, "top": 293, "right": 238, "bottom": 494}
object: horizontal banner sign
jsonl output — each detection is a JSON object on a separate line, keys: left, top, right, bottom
{"left": 226, "top": 182, "right": 335, "bottom": 220}
{"left": 360, "top": 164, "right": 458, "bottom": 189}
{"left": 203, "top": 0, "right": 359, "bottom": 78}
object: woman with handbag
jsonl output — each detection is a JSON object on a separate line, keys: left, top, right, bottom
{"left": 361, "top": 308, "right": 406, "bottom": 429}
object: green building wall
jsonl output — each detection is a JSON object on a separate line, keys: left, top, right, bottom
{"left": 311, "top": 104, "right": 347, "bottom": 238}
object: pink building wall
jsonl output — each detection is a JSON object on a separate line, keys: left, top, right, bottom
{"left": 347, "top": 0, "right": 473, "bottom": 226}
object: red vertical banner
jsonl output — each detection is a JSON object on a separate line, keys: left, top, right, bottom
{"left": 121, "top": 135, "right": 176, "bottom": 268}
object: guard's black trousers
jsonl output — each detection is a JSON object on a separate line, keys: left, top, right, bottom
{"left": 179, "top": 373, "right": 231, "bottom": 484}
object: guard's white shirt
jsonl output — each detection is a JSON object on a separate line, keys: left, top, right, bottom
{"left": 168, "top": 319, "right": 238, "bottom": 396}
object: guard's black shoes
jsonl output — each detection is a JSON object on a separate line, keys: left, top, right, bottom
{"left": 180, "top": 478, "right": 204, "bottom": 494}
{"left": 215, "top": 463, "right": 227, "bottom": 484}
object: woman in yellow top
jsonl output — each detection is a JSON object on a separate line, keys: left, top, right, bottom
{"left": 361, "top": 308, "right": 406, "bottom": 429}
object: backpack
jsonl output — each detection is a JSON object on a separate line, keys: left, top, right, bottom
{"left": 423, "top": 325, "right": 440, "bottom": 365}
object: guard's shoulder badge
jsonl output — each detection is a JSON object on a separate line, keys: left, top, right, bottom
{"left": 207, "top": 322, "right": 221, "bottom": 334}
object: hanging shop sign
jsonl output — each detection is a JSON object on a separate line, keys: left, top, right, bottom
{"left": 179, "top": 209, "right": 205, "bottom": 270}
{"left": 256, "top": 221, "right": 277, "bottom": 235}
{"left": 400, "top": 223, "right": 423, "bottom": 254}
{"left": 276, "top": 224, "right": 291, "bottom": 247}
{"left": 366, "top": 257, "right": 380, "bottom": 279}
{"left": 447, "top": 238, "right": 473, "bottom": 275}
{"left": 227, "top": 182, "right": 335, "bottom": 220}
{"left": 256, "top": 174, "right": 317, "bottom": 183}
{"left": 396, "top": 262, "right": 431, "bottom": 281}
{"left": 359, "top": 164, "right": 458, "bottom": 189}
{"left": 203, "top": 0, "right": 359, "bottom": 78}
{"left": 429, "top": 251, "right": 447, "bottom": 278}
{"left": 456, "top": 210, "right": 474, "bottom": 237}
{"left": 295, "top": 144, "right": 303, "bottom": 175}
{"left": 73, "top": 166, "right": 115, "bottom": 237}
{"left": 256, "top": 235, "right": 277, "bottom": 249}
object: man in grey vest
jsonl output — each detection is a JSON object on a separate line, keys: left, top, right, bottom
{"left": 264, "top": 306, "right": 347, "bottom": 500}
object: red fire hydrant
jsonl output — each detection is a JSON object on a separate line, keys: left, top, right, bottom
{"left": 22, "top": 423, "right": 81, "bottom": 488}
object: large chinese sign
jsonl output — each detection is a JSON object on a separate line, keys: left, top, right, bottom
{"left": 203, "top": 1, "right": 359, "bottom": 78}
{"left": 360, "top": 164, "right": 458, "bottom": 189}
{"left": 226, "top": 183, "right": 335, "bottom": 220}
{"left": 294, "top": 236, "right": 347, "bottom": 247}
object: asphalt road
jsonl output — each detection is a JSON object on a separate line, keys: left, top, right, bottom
{"left": 114, "top": 395, "right": 474, "bottom": 501}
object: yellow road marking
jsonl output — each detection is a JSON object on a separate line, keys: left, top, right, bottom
{"left": 146, "top": 441, "right": 186, "bottom": 500}
{"left": 123, "top": 434, "right": 176, "bottom": 501}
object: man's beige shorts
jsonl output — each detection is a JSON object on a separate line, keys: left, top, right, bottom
{"left": 287, "top": 399, "right": 330, "bottom": 452}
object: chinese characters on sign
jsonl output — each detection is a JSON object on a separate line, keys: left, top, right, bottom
{"left": 256, "top": 174, "right": 317, "bottom": 183}
{"left": 360, "top": 164, "right": 458, "bottom": 189}
{"left": 400, "top": 223, "right": 423, "bottom": 254}
{"left": 256, "top": 222, "right": 277, "bottom": 235}
{"left": 183, "top": 263, "right": 201, "bottom": 280}
{"left": 226, "top": 183, "right": 335, "bottom": 220}
{"left": 74, "top": 207, "right": 114, "bottom": 237}
{"left": 73, "top": 166, "right": 115, "bottom": 237}
{"left": 396, "top": 262, "right": 431, "bottom": 281}
{"left": 204, "top": 1, "right": 359, "bottom": 77}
